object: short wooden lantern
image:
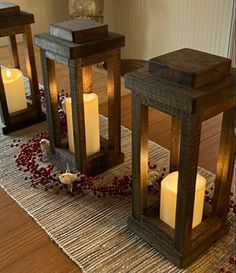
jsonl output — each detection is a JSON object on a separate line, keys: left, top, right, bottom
{"left": 35, "top": 19, "right": 125, "bottom": 176}
{"left": 0, "top": 3, "right": 45, "bottom": 134}
{"left": 124, "top": 48, "right": 235, "bottom": 267}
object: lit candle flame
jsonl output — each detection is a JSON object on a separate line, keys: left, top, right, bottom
{"left": 6, "top": 69, "right": 12, "bottom": 78}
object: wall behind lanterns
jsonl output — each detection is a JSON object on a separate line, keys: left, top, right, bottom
{"left": 104, "top": 0, "right": 235, "bottom": 60}
{"left": 0, "top": 0, "right": 234, "bottom": 64}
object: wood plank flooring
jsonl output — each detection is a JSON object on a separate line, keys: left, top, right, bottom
{"left": 0, "top": 43, "right": 235, "bottom": 273}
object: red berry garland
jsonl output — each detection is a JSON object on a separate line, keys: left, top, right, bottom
{"left": 10, "top": 124, "right": 135, "bottom": 196}
{"left": 11, "top": 131, "right": 167, "bottom": 197}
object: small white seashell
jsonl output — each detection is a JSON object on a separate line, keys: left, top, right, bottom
{"left": 59, "top": 165, "right": 80, "bottom": 193}
{"left": 40, "top": 139, "right": 50, "bottom": 153}
{"left": 59, "top": 172, "right": 78, "bottom": 185}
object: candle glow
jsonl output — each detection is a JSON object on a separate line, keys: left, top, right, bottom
{"left": 6, "top": 69, "right": 11, "bottom": 78}
{"left": 65, "top": 93, "right": 100, "bottom": 157}
{"left": 160, "top": 171, "right": 206, "bottom": 229}
{"left": 1, "top": 68, "right": 27, "bottom": 113}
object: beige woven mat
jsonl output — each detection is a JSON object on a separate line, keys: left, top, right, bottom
{"left": 0, "top": 116, "right": 234, "bottom": 273}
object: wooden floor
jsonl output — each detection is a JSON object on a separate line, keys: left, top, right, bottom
{"left": 0, "top": 43, "right": 235, "bottom": 273}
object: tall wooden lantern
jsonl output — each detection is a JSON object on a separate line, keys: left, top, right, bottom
{"left": 124, "top": 48, "right": 235, "bottom": 267}
{"left": 35, "top": 19, "right": 125, "bottom": 176}
{"left": 0, "top": 3, "right": 45, "bottom": 134}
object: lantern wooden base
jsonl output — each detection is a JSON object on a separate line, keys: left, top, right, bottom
{"left": 127, "top": 214, "right": 230, "bottom": 268}
{"left": 128, "top": 197, "right": 231, "bottom": 267}
{"left": 48, "top": 137, "right": 124, "bottom": 176}
{"left": 1, "top": 103, "right": 45, "bottom": 134}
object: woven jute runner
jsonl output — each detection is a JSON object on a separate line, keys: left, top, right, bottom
{"left": 0, "top": 115, "right": 234, "bottom": 273}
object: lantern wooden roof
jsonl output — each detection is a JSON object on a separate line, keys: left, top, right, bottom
{"left": 35, "top": 19, "right": 124, "bottom": 60}
{"left": 0, "top": 2, "right": 34, "bottom": 31}
{"left": 50, "top": 19, "right": 108, "bottom": 43}
{"left": 125, "top": 49, "right": 234, "bottom": 119}
{"left": 149, "top": 48, "right": 231, "bottom": 88}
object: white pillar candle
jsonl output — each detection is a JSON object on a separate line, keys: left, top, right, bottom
{"left": 65, "top": 93, "right": 100, "bottom": 157}
{"left": 1, "top": 68, "right": 27, "bottom": 113}
{"left": 160, "top": 171, "right": 206, "bottom": 229}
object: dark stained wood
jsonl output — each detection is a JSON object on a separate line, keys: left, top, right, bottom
{"left": 170, "top": 116, "right": 181, "bottom": 172}
{"left": 132, "top": 93, "right": 149, "bottom": 220}
{"left": 34, "top": 33, "right": 77, "bottom": 59}
{"left": 23, "top": 24, "right": 41, "bottom": 114}
{"left": 34, "top": 32, "right": 125, "bottom": 59}
{"left": 0, "top": 7, "right": 45, "bottom": 134}
{"left": 149, "top": 48, "right": 231, "bottom": 88}
{"left": 0, "top": 43, "right": 235, "bottom": 273}
{"left": 175, "top": 115, "right": 201, "bottom": 254}
{"left": 127, "top": 213, "right": 230, "bottom": 268}
{"left": 212, "top": 108, "right": 235, "bottom": 220}
{"left": 50, "top": 19, "right": 108, "bottom": 43}
{"left": 40, "top": 50, "right": 61, "bottom": 152}
{"left": 0, "top": 25, "right": 27, "bottom": 37}
{"left": 107, "top": 48, "right": 122, "bottom": 154}
{"left": 125, "top": 69, "right": 235, "bottom": 118}
{"left": 36, "top": 20, "right": 125, "bottom": 176}
{"left": 2, "top": 105, "right": 45, "bottom": 134}
{"left": 0, "top": 11, "right": 34, "bottom": 30}
{"left": 0, "top": 2, "right": 20, "bottom": 17}
{"left": 81, "top": 51, "right": 113, "bottom": 67}
{"left": 48, "top": 137, "right": 125, "bottom": 176}
{"left": 125, "top": 49, "right": 235, "bottom": 267}
{"left": 8, "top": 35, "right": 20, "bottom": 69}
{"left": 82, "top": 66, "right": 93, "bottom": 93}
{"left": 23, "top": 25, "right": 42, "bottom": 115}
{"left": 69, "top": 59, "right": 88, "bottom": 172}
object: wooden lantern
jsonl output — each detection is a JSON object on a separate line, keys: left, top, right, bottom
{"left": 124, "top": 48, "right": 235, "bottom": 267}
{"left": 0, "top": 3, "right": 45, "bottom": 134}
{"left": 35, "top": 19, "right": 125, "bottom": 176}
